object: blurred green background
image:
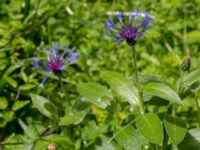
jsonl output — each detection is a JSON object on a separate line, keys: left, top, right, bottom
{"left": 0, "top": 0, "right": 200, "bottom": 149}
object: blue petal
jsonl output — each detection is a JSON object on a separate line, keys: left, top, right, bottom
{"left": 128, "top": 12, "right": 133, "bottom": 22}
{"left": 52, "top": 43, "right": 59, "bottom": 57}
{"left": 134, "top": 12, "right": 142, "bottom": 21}
{"left": 39, "top": 76, "right": 48, "bottom": 87}
{"left": 67, "top": 52, "right": 79, "bottom": 64}
{"left": 132, "top": 34, "right": 137, "bottom": 40}
{"left": 114, "top": 34, "right": 122, "bottom": 42}
{"left": 114, "top": 34, "right": 124, "bottom": 45}
{"left": 31, "top": 57, "right": 40, "bottom": 69}
{"left": 137, "top": 25, "right": 150, "bottom": 39}
{"left": 132, "top": 12, "right": 142, "bottom": 26}
{"left": 109, "top": 18, "right": 116, "bottom": 27}
{"left": 59, "top": 65, "right": 65, "bottom": 71}
{"left": 116, "top": 12, "right": 123, "bottom": 24}
{"left": 138, "top": 14, "right": 151, "bottom": 29}
{"left": 105, "top": 22, "right": 113, "bottom": 31}
{"left": 61, "top": 46, "right": 69, "bottom": 58}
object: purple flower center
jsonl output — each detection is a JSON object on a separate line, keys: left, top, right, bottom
{"left": 47, "top": 57, "right": 65, "bottom": 72}
{"left": 120, "top": 26, "right": 138, "bottom": 41}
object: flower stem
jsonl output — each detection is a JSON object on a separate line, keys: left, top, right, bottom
{"left": 172, "top": 71, "right": 185, "bottom": 116}
{"left": 58, "top": 76, "right": 65, "bottom": 96}
{"left": 58, "top": 76, "right": 70, "bottom": 110}
{"left": 178, "top": 71, "right": 184, "bottom": 94}
{"left": 131, "top": 46, "right": 145, "bottom": 115}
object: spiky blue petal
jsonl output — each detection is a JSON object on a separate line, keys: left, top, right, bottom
{"left": 31, "top": 57, "right": 40, "bottom": 69}
{"left": 116, "top": 12, "right": 123, "bottom": 24}
{"left": 105, "top": 11, "right": 152, "bottom": 45}
{"left": 32, "top": 43, "right": 79, "bottom": 87}
{"left": 39, "top": 76, "right": 48, "bottom": 87}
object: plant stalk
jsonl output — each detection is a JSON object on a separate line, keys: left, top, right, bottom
{"left": 178, "top": 71, "right": 184, "bottom": 94}
{"left": 131, "top": 46, "right": 145, "bottom": 115}
{"left": 172, "top": 71, "right": 185, "bottom": 116}
{"left": 58, "top": 76, "right": 70, "bottom": 110}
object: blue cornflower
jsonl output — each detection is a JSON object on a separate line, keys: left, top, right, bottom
{"left": 105, "top": 12, "right": 152, "bottom": 46}
{"left": 32, "top": 43, "right": 79, "bottom": 87}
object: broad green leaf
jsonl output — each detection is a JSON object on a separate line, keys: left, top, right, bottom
{"left": 30, "top": 94, "right": 54, "bottom": 119}
{"left": 18, "top": 119, "right": 39, "bottom": 141}
{"left": 136, "top": 113, "right": 163, "bottom": 144}
{"left": 0, "top": 59, "right": 8, "bottom": 71}
{"left": 77, "top": 82, "right": 111, "bottom": 108}
{"left": 20, "top": 83, "right": 36, "bottom": 90}
{"left": 101, "top": 71, "right": 138, "bottom": 106}
{"left": 187, "top": 30, "right": 200, "bottom": 43}
{"left": 0, "top": 97, "right": 8, "bottom": 110}
{"left": 143, "top": 82, "right": 183, "bottom": 104}
{"left": 34, "top": 134, "right": 73, "bottom": 150}
{"left": 178, "top": 128, "right": 200, "bottom": 150}
{"left": 3, "top": 135, "right": 26, "bottom": 150}
{"left": 12, "top": 100, "right": 30, "bottom": 111}
{"left": 183, "top": 68, "right": 200, "bottom": 92}
{"left": 3, "top": 65, "right": 21, "bottom": 76}
{"left": 59, "top": 111, "right": 86, "bottom": 126}
{"left": 164, "top": 115, "right": 186, "bottom": 145}
{"left": 114, "top": 125, "right": 148, "bottom": 150}
{"left": 1, "top": 110, "right": 15, "bottom": 123}
{"left": 3, "top": 76, "right": 17, "bottom": 88}
{"left": 96, "top": 137, "right": 123, "bottom": 150}
{"left": 183, "top": 68, "right": 200, "bottom": 84}
{"left": 0, "top": 65, "right": 21, "bottom": 88}
{"left": 138, "top": 75, "right": 163, "bottom": 85}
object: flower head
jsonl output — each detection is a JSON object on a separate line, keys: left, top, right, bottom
{"left": 32, "top": 43, "right": 79, "bottom": 87}
{"left": 105, "top": 12, "right": 152, "bottom": 46}
{"left": 181, "top": 56, "right": 191, "bottom": 72}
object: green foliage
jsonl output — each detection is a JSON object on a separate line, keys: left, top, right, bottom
{"left": 136, "top": 113, "right": 163, "bottom": 144}
{"left": 164, "top": 115, "right": 187, "bottom": 145}
{"left": 59, "top": 111, "right": 86, "bottom": 126}
{"left": 30, "top": 94, "right": 57, "bottom": 120}
{"left": 101, "top": 71, "right": 138, "bottom": 106}
{"left": 178, "top": 128, "right": 200, "bottom": 150}
{"left": 143, "top": 82, "right": 182, "bottom": 104}
{"left": 0, "top": 0, "right": 200, "bottom": 149}
{"left": 114, "top": 125, "right": 148, "bottom": 150}
{"left": 77, "top": 82, "right": 111, "bottom": 109}
{"left": 0, "top": 97, "right": 8, "bottom": 110}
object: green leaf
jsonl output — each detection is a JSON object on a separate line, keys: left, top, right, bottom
{"left": 96, "top": 137, "right": 123, "bottom": 150}
{"left": 59, "top": 111, "right": 86, "bottom": 126}
{"left": 0, "top": 97, "right": 8, "bottom": 110}
{"left": 187, "top": 30, "right": 200, "bottom": 43}
{"left": 18, "top": 119, "right": 39, "bottom": 142}
{"left": 34, "top": 134, "right": 73, "bottom": 150}
{"left": 183, "top": 68, "right": 200, "bottom": 92}
{"left": 20, "top": 83, "right": 36, "bottom": 90}
{"left": 164, "top": 115, "right": 187, "bottom": 145}
{"left": 77, "top": 82, "right": 111, "bottom": 108}
{"left": 0, "top": 65, "right": 21, "bottom": 88}
{"left": 143, "top": 82, "right": 183, "bottom": 104}
{"left": 12, "top": 100, "right": 30, "bottom": 111}
{"left": 136, "top": 113, "right": 163, "bottom": 144}
{"left": 178, "top": 128, "right": 200, "bottom": 150}
{"left": 101, "top": 71, "right": 138, "bottom": 106}
{"left": 3, "top": 76, "right": 17, "bottom": 88}
{"left": 30, "top": 94, "right": 55, "bottom": 119}
{"left": 2, "top": 110, "right": 15, "bottom": 120}
{"left": 138, "top": 74, "right": 163, "bottom": 85}
{"left": 114, "top": 125, "right": 148, "bottom": 150}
